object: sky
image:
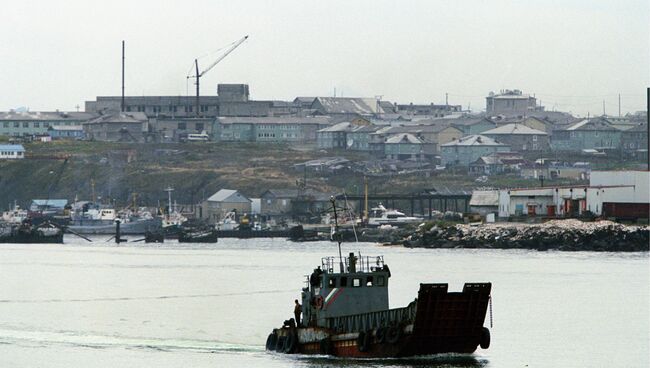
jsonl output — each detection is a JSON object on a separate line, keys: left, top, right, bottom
{"left": 1, "top": 0, "right": 648, "bottom": 116}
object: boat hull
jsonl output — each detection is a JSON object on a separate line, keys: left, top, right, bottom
{"left": 68, "top": 218, "right": 162, "bottom": 235}
{"left": 267, "top": 282, "right": 491, "bottom": 358}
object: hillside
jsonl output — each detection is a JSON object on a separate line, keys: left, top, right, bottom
{"left": 0, "top": 141, "right": 586, "bottom": 208}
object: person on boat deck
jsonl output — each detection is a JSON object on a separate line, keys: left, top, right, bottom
{"left": 294, "top": 299, "right": 302, "bottom": 327}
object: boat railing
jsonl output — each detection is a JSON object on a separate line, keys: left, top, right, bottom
{"left": 321, "top": 255, "right": 385, "bottom": 274}
{"left": 325, "top": 301, "right": 417, "bottom": 333}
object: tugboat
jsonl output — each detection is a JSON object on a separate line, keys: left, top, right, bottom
{"left": 265, "top": 198, "right": 492, "bottom": 358}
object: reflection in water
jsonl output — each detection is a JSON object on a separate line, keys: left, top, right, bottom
{"left": 292, "top": 354, "right": 487, "bottom": 368}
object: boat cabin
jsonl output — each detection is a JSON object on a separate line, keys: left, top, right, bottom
{"left": 301, "top": 252, "right": 391, "bottom": 328}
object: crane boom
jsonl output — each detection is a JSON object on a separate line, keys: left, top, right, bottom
{"left": 188, "top": 35, "right": 249, "bottom": 117}
{"left": 199, "top": 35, "right": 248, "bottom": 77}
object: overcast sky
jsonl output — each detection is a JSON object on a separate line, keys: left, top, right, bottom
{"left": 1, "top": 0, "right": 648, "bottom": 116}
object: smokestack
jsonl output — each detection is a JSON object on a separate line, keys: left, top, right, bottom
{"left": 121, "top": 40, "right": 125, "bottom": 112}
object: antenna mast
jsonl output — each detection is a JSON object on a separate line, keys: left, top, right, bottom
{"left": 330, "top": 197, "right": 344, "bottom": 273}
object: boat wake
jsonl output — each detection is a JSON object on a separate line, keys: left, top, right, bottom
{"left": 0, "top": 323, "right": 263, "bottom": 354}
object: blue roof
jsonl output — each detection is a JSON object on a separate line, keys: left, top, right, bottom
{"left": 0, "top": 144, "right": 25, "bottom": 152}
{"left": 31, "top": 199, "right": 68, "bottom": 208}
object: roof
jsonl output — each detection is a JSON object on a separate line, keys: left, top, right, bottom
{"left": 441, "top": 135, "right": 506, "bottom": 147}
{"left": 317, "top": 122, "right": 354, "bottom": 133}
{"left": 481, "top": 123, "right": 547, "bottom": 136}
{"left": 218, "top": 116, "right": 331, "bottom": 125}
{"left": 313, "top": 97, "right": 384, "bottom": 115}
{"left": 206, "top": 189, "right": 251, "bottom": 203}
{"left": 385, "top": 133, "right": 425, "bottom": 144}
{"left": 49, "top": 125, "right": 83, "bottom": 131}
{"left": 31, "top": 199, "right": 68, "bottom": 208}
{"left": 469, "top": 190, "right": 499, "bottom": 207}
{"left": 471, "top": 156, "right": 503, "bottom": 165}
{"left": 0, "top": 144, "right": 25, "bottom": 152}
{"left": 623, "top": 123, "right": 648, "bottom": 132}
{"left": 565, "top": 118, "right": 618, "bottom": 132}
{"left": 377, "top": 124, "right": 461, "bottom": 135}
{"left": 84, "top": 112, "right": 147, "bottom": 125}
{"left": 0, "top": 111, "right": 96, "bottom": 121}
{"left": 261, "top": 189, "right": 332, "bottom": 201}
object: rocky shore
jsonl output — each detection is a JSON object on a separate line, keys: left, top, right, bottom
{"left": 362, "top": 219, "right": 649, "bottom": 252}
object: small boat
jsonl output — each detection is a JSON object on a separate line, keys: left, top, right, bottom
{"left": 178, "top": 228, "right": 218, "bottom": 243}
{"left": 265, "top": 199, "right": 492, "bottom": 358}
{"left": 0, "top": 221, "right": 64, "bottom": 244}
{"left": 367, "top": 204, "right": 423, "bottom": 227}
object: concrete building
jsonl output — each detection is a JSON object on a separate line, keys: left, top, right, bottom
{"left": 468, "top": 156, "right": 504, "bottom": 175}
{"left": 486, "top": 89, "right": 543, "bottom": 116}
{"left": 150, "top": 117, "right": 214, "bottom": 142}
{"left": 0, "top": 144, "right": 25, "bottom": 159}
{"left": 481, "top": 123, "right": 549, "bottom": 151}
{"left": 551, "top": 117, "right": 622, "bottom": 151}
{"left": 82, "top": 112, "right": 148, "bottom": 142}
{"left": 621, "top": 123, "right": 648, "bottom": 156}
{"left": 395, "top": 103, "right": 461, "bottom": 117}
{"left": 1, "top": 111, "right": 96, "bottom": 137}
{"left": 469, "top": 190, "right": 499, "bottom": 217}
{"left": 440, "top": 135, "right": 510, "bottom": 166}
{"left": 200, "top": 189, "right": 252, "bottom": 223}
{"left": 311, "top": 97, "right": 385, "bottom": 119}
{"left": 260, "top": 189, "right": 331, "bottom": 221}
{"left": 370, "top": 124, "right": 463, "bottom": 154}
{"left": 216, "top": 116, "right": 331, "bottom": 143}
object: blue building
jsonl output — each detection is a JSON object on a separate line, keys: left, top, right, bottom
{"left": 48, "top": 125, "right": 84, "bottom": 140}
{"left": 0, "top": 144, "right": 25, "bottom": 159}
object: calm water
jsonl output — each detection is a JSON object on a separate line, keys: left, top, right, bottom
{"left": 0, "top": 237, "right": 648, "bottom": 367}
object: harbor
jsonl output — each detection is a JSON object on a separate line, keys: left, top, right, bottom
{"left": 0, "top": 238, "right": 647, "bottom": 367}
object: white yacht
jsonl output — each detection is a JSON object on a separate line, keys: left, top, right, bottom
{"left": 367, "top": 204, "right": 423, "bottom": 227}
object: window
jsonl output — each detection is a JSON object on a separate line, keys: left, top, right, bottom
{"left": 340, "top": 277, "right": 347, "bottom": 287}
{"left": 178, "top": 122, "right": 187, "bottom": 130}
{"left": 23, "top": 122, "right": 29, "bottom": 128}
{"left": 200, "top": 105, "right": 209, "bottom": 112}
{"left": 328, "top": 278, "right": 336, "bottom": 288}
{"left": 34, "top": 122, "right": 40, "bottom": 128}
{"left": 14, "top": 122, "right": 19, "bottom": 128}
{"left": 366, "top": 276, "right": 374, "bottom": 287}
{"left": 169, "top": 105, "right": 177, "bottom": 113}
{"left": 352, "top": 278, "right": 361, "bottom": 287}
{"left": 377, "top": 276, "right": 385, "bottom": 286}
{"left": 532, "top": 135, "right": 537, "bottom": 141}
{"left": 43, "top": 122, "right": 49, "bottom": 128}
{"left": 126, "top": 106, "right": 131, "bottom": 112}
{"left": 2, "top": 122, "right": 8, "bottom": 128}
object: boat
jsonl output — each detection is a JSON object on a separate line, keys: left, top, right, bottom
{"left": 1, "top": 204, "right": 29, "bottom": 224}
{"left": 67, "top": 203, "right": 161, "bottom": 235}
{"left": 367, "top": 204, "right": 423, "bottom": 227}
{"left": 0, "top": 221, "right": 64, "bottom": 244}
{"left": 265, "top": 199, "right": 492, "bottom": 358}
{"left": 178, "top": 227, "right": 218, "bottom": 243}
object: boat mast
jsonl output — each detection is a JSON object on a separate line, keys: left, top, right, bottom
{"left": 165, "top": 187, "right": 174, "bottom": 221}
{"left": 330, "top": 197, "right": 344, "bottom": 273}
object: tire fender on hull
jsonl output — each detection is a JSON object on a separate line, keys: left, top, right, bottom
{"left": 480, "top": 327, "right": 491, "bottom": 349}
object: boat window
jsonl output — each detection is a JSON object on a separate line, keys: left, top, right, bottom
{"left": 377, "top": 276, "right": 385, "bottom": 286}
{"left": 366, "top": 276, "right": 374, "bottom": 287}
{"left": 340, "top": 277, "right": 347, "bottom": 287}
{"left": 328, "top": 278, "right": 336, "bottom": 288}
{"left": 352, "top": 278, "right": 361, "bottom": 287}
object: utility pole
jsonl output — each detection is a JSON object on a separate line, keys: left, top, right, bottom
{"left": 445, "top": 93, "right": 448, "bottom": 106}
{"left": 195, "top": 59, "right": 200, "bottom": 117}
{"left": 121, "top": 40, "right": 125, "bottom": 112}
{"left": 603, "top": 100, "right": 606, "bottom": 116}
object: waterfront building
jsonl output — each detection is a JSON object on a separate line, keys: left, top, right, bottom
{"left": 199, "top": 189, "right": 252, "bottom": 223}
{"left": 0, "top": 111, "right": 96, "bottom": 137}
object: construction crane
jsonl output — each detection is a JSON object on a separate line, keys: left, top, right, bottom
{"left": 187, "top": 35, "right": 249, "bottom": 117}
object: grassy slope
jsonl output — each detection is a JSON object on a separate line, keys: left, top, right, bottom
{"left": 0, "top": 141, "right": 594, "bottom": 208}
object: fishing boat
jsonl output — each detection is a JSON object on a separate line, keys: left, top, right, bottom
{"left": 68, "top": 203, "right": 161, "bottom": 235}
{"left": 178, "top": 227, "right": 218, "bottom": 243}
{"left": 367, "top": 204, "right": 423, "bottom": 227}
{"left": 265, "top": 199, "right": 492, "bottom": 358}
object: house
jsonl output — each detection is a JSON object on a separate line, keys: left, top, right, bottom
{"left": 345, "top": 125, "right": 384, "bottom": 151}
{"left": 449, "top": 117, "right": 498, "bottom": 136}
{"left": 0, "top": 144, "right": 25, "bottom": 159}
{"left": 316, "top": 122, "right": 359, "bottom": 148}
{"left": 481, "top": 123, "right": 549, "bottom": 151}
{"left": 0, "top": 111, "right": 96, "bottom": 138}
{"left": 621, "top": 123, "right": 648, "bottom": 156}
{"left": 551, "top": 117, "right": 622, "bottom": 151}
{"left": 468, "top": 156, "right": 504, "bottom": 175}
{"left": 82, "top": 112, "right": 148, "bottom": 142}
{"left": 383, "top": 133, "right": 436, "bottom": 160}
{"left": 48, "top": 125, "right": 84, "bottom": 140}
{"left": 199, "top": 189, "right": 252, "bottom": 223}
{"left": 490, "top": 116, "right": 555, "bottom": 134}
{"left": 150, "top": 117, "right": 214, "bottom": 142}
{"left": 370, "top": 124, "right": 463, "bottom": 154}
{"left": 260, "top": 189, "right": 332, "bottom": 221}
{"left": 486, "top": 89, "right": 543, "bottom": 116}
{"left": 395, "top": 102, "right": 461, "bottom": 117}
{"left": 469, "top": 190, "right": 499, "bottom": 217}
{"left": 440, "top": 135, "right": 510, "bottom": 166}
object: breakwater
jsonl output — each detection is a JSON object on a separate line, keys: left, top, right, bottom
{"left": 366, "top": 220, "right": 649, "bottom": 252}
